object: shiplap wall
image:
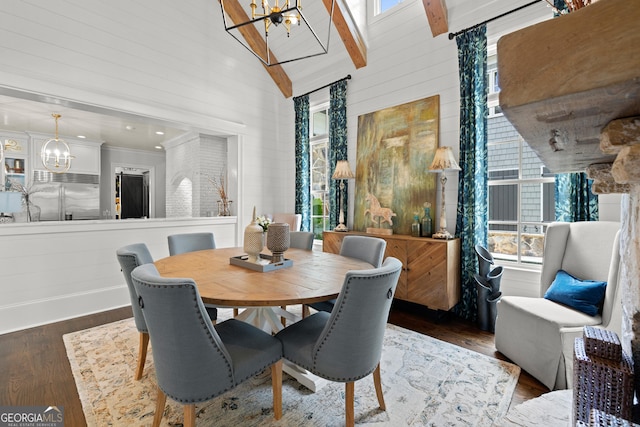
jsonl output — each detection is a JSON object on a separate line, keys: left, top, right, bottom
{"left": 0, "top": 0, "right": 289, "bottom": 225}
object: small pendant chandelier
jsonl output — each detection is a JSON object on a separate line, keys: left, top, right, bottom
{"left": 41, "top": 114, "right": 72, "bottom": 174}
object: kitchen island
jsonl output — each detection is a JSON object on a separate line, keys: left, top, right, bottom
{"left": 0, "top": 216, "right": 238, "bottom": 334}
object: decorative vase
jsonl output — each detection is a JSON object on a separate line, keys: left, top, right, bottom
{"left": 421, "top": 207, "right": 432, "bottom": 237}
{"left": 474, "top": 273, "right": 492, "bottom": 332}
{"left": 266, "top": 223, "right": 290, "bottom": 263}
{"left": 243, "top": 206, "right": 264, "bottom": 262}
{"left": 475, "top": 244, "right": 494, "bottom": 277}
{"left": 487, "top": 265, "right": 504, "bottom": 293}
{"left": 217, "top": 198, "right": 232, "bottom": 216}
{"left": 411, "top": 215, "right": 421, "bottom": 237}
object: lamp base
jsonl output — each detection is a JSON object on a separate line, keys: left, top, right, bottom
{"left": 334, "top": 223, "right": 349, "bottom": 232}
{"left": 432, "top": 228, "right": 454, "bottom": 239}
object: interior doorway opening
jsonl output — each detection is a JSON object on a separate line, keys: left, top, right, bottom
{"left": 114, "top": 166, "right": 154, "bottom": 219}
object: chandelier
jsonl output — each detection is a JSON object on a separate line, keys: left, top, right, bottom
{"left": 251, "top": 0, "right": 300, "bottom": 37}
{"left": 41, "top": 114, "right": 72, "bottom": 174}
{"left": 220, "top": 0, "right": 335, "bottom": 67}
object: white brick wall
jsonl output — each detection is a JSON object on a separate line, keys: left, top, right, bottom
{"left": 165, "top": 133, "right": 227, "bottom": 217}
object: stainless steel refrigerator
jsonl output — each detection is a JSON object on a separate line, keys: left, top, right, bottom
{"left": 30, "top": 171, "right": 100, "bottom": 221}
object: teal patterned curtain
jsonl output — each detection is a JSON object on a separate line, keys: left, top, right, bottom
{"left": 294, "top": 95, "right": 311, "bottom": 231}
{"left": 454, "top": 25, "right": 488, "bottom": 322}
{"left": 552, "top": 0, "right": 598, "bottom": 222}
{"left": 555, "top": 173, "right": 598, "bottom": 221}
{"left": 328, "top": 79, "right": 349, "bottom": 229}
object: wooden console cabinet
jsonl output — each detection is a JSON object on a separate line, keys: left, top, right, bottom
{"left": 323, "top": 231, "right": 460, "bottom": 311}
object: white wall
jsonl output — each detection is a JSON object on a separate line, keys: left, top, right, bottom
{"left": 0, "top": 0, "right": 287, "bottom": 228}
{"left": 0, "top": 218, "right": 237, "bottom": 334}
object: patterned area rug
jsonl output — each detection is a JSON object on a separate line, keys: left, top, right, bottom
{"left": 496, "top": 390, "right": 571, "bottom": 426}
{"left": 63, "top": 309, "right": 520, "bottom": 426}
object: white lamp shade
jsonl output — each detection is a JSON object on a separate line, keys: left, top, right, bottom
{"left": 429, "top": 147, "right": 461, "bottom": 172}
{"left": 0, "top": 192, "right": 23, "bottom": 213}
{"left": 332, "top": 160, "right": 355, "bottom": 180}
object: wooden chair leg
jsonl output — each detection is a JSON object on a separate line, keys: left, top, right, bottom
{"left": 271, "top": 359, "right": 283, "bottom": 420}
{"left": 373, "top": 363, "right": 386, "bottom": 410}
{"left": 183, "top": 404, "right": 196, "bottom": 427}
{"left": 135, "top": 332, "right": 149, "bottom": 380}
{"left": 280, "top": 306, "right": 287, "bottom": 326}
{"left": 152, "top": 386, "right": 166, "bottom": 427}
{"left": 345, "top": 381, "right": 355, "bottom": 427}
{"left": 233, "top": 308, "right": 239, "bottom": 317}
{"left": 302, "top": 305, "right": 310, "bottom": 318}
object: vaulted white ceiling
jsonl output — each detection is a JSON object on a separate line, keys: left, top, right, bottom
{"left": 0, "top": 0, "right": 547, "bottom": 151}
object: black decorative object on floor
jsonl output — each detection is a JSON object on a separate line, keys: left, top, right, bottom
{"left": 474, "top": 245, "right": 502, "bottom": 332}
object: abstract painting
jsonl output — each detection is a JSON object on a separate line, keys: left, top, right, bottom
{"left": 354, "top": 95, "right": 439, "bottom": 235}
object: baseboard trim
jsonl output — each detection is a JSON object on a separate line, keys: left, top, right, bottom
{"left": 0, "top": 285, "right": 130, "bottom": 335}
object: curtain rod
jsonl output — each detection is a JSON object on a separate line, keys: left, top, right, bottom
{"left": 448, "top": 0, "right": 543, "bottom": 40}
{"left": 296, "top": 75, "right": 351, "bottom": 98}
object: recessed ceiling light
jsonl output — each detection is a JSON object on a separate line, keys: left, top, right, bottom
{"left": 77, "top": 135, "right": 86, "bottom": 139}
{"left": 125, "top": 125, "right": 135, "bottom": 131}
{"left": 155, "top": 145, "right": 163, "bottom": 150}
{"left": 155, "top": 131, "right": 165, "bottom": 135}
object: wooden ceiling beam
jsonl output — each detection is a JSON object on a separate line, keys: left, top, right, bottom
{"left": 219, "top": 0, "right": 292, "bottom": 98}
{"left": 322, "top": 0, "right": 367, "bottom": 69}
{"left": 423, "top": 0, "right": 449, "bottom": 37}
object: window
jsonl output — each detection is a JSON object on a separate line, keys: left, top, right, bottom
{"left": 487, "top": 55, "right": 554, "bottom": 265}
{"left": 310, "top": 105, "right": 330, "bottom": 240}
{"left": 374, "top": 0, "right": 406, "bottom": 16}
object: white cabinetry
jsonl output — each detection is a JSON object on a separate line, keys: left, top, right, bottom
{"left": 1, "top": 131, "right": 29, "bottom": 189}
{"left": 28, "top": 132, "right": 103, "bottom": 175}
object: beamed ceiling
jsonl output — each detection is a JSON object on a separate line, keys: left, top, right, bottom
{"left": 0, "top": 0, "right": 456, "bottom": 151}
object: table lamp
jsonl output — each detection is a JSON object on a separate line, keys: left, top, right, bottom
{"left": 332, "top": 160, "right": 355, "bottom": 232}
{"left": 428, "top": 147, "right": 461, "bottom": 239}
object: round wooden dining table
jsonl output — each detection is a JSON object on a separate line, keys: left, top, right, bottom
{"left": 154, "top": 246, "right": 374, "bottom": 392}
{"left": 154, "top": 246, "right": 373, "bottom": 307}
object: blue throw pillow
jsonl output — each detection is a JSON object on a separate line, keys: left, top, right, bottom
{"left": 543, "top": 270, "right": 607, "bottom": 316}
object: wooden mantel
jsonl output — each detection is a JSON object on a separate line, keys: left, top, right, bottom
{"left": 497, "top": 0, "right": 640, "bottom": 174}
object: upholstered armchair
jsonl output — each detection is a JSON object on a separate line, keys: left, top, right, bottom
{"left": 131, "top": 263, "right": 283, "bottom": 427}
{"left": 276, "top": 257, "right": 402, "bottom": 427}
{"left": 494, "top": 221, "right": 621, "bottom": 390}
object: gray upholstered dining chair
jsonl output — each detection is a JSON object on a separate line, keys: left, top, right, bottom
{"left": 289, "top": 231, "right": 314, "bottom": 250}
{"left": 131, "top": 263, "right": 283, "bottom": 427}
{"left": 167, "top": 232, "right": 216, "bottom": 256}
{"left": 116, "top": 243, "right": 218, "bottom": 381}
{"left": 280, "top": 231, "right": 315, "bottom": 325}
{"left": 167, "top": 232, "right": 221, "bottom": 317}
{"left": 276, "top": 257, "right": 402, "bottom": 427}
{"left": 304, "top": 235, "right": 387, "bottom": 317}
{"left": 116, "top": 243, "right": 155, "bottom": 381}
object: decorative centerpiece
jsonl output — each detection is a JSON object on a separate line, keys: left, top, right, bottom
{"left": 266, "top": 222, "right": 290, "bottom": 263}
{"left": 243, "top": 206, "right": 264, "bottom": 262}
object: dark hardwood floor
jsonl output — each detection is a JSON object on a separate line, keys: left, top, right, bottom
{"left": 0, "top": 302, "right": 548, "bottom": 426}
